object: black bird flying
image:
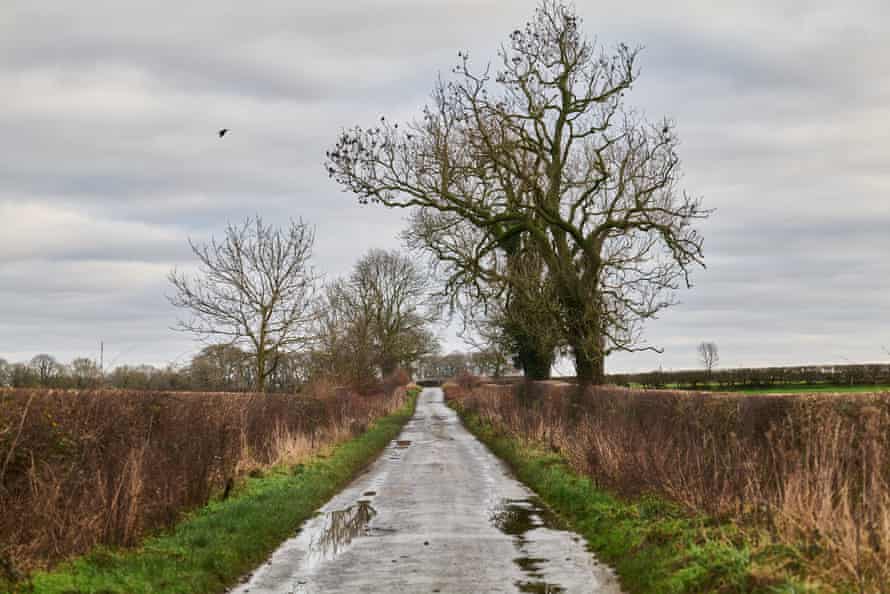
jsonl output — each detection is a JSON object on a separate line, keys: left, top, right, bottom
{"left": 218, "top": 128, "right": 229, "bottom": 138}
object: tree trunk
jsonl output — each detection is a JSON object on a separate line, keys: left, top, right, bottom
{"left": 517, "top": 342, "right": 553, "bottom": 380}
{"left": 380, "top": 360, "right": 398, "bottom": 378}
{"left": 508, "top": 324, "right": 554, "bottom": 380}
{"left": 572, "top": 343, "right": 605, "bottom": 386}
{"left": 562, "top": 285, "right": 606, "bottom": 386}
{"left": 256, "top": 358, "right": 266, "bottom": 393}
{"left": 255, "top": 346, "right": 267, "bottom": 393}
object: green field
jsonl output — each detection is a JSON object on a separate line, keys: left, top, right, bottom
{"left": 699, "top": 384, "right": 890, "bottom": 395}
{"left": 730, "top": 384, "right": 890, "bottom": 395}
{"left": 636, "top": 383, "right": 890, "bottom": 395}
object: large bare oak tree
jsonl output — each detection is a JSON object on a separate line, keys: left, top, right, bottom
{"left": 168, "top": 216, "right": 317, "bottom": 392}
{"left": 327, "top": 1, "right": 709, "bottom": 384}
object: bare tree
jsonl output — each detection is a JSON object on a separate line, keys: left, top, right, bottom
{"left": 312, "top": 279, "right": 378, "bottom": 386}
{"left": 485, "top": 250, "right": 563, "bottom": 379}
{"left": 107, "top": 365, "right": 155, "bottom": 390}
{"left": 189, "top": 344, "right": 251, "bottom": 391}
{"left": 168, "top": 216, "right": 318, "bottom": 392}
{"left": 350, "top": 249, "right": 438, "bottom": 375}
{"left": 29, "top": 354, "right": 61, "bottom": 387}
{"left": 8, "top": 363, "right": 36, "bottom": 387}
{"left": 0, "top": 358, "right": 10, "bottom": 387}
{"left": 266, "top": 351, "right": 311, "bottom": 393}
{"left": 469, "top": 348, "right": 510, "bottom": 378}
{"left": 70, "top": 357, "right": 102, "bottom": 388}
{"left": 312, "top": 251, "right": 439, "bottom": 387}
{"left": 328, "top": 1, "right": 709, "bottom": 385}
{"left": 418, "top": 352, "right": 471, "bottom": 379}
{"left": 698, "top": 342, "right": 719, "bottom": 375}
{"left": 405, "top": 209, "right": 562, "bottom": 379}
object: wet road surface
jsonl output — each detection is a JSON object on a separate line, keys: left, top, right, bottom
{"left": 230, "top": 388, "right": 623, "bottom": 594}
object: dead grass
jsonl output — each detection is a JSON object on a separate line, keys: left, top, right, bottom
{"left": 0, "top": 382, "right": 407, "bottom": 578}
{"left": 446, "top": 381, "right": 890, "bottom": 592}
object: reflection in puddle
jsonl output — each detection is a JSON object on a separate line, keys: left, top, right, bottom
{"left": 387, "top": 439, "right": 412, "bottom": 462}
{"left": 517, "top": 581, "right": 566, "bottom": 593}
{"left": 490, "top": 498, "right": 566, "bottom": 540}
{"left": 514, "top": 556, "right": 548, "bottom": 573}
{"left": 490, "top": 498, "right": 568, "bottom": 593}
{"left": 304, "top": 500, "right": 377, "bottom": 565}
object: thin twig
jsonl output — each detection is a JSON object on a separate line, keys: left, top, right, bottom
{"left": 0, "top": 392, "right": 37, "bottom": 490}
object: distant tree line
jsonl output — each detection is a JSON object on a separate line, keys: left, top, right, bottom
{"left": 610, "top": 363, "right": 890, "bottom": 390}
{"left": 0, "top": 349, "right": 275, "bottom": 392}
{"left": 5, "top": 357, "right": 887, "bottom": 393}
{"left": 1, "top": 239, "right": 440, "bottom": 394}
{"left": 415, "top": 350, "right": 519, "bottom": 380}
{"left": 0, "top": 354, "right": 166, "bottom": 391}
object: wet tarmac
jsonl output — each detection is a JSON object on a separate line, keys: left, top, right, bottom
{"left": 229, "top": 388, "right": 623, "bottom": 593}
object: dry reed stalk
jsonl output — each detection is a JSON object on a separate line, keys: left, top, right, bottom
{"left": 0, "top": 384, "right": 408, "bottom": 574}
{"left": 0, "top": 392, "right": 36, "bottom": 489}
{"left": 446, "top": 382, "right": 890, "bottom": 591}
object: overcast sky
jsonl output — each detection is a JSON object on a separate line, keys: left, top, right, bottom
{"left": 1, "top": 0, "right": 888, "bottom": 373}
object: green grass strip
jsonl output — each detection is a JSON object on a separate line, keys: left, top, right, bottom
{"left": 20, "top": 391, "right": 418, "bottom": 594}
{"left": 451, "top": 402, "right": 831, "bottom": 594}
{"left": 732, "top": 384, "right": 890, "bottom": 395}
{"left": 635, "top": 383, "right": 890, "bottom": 395}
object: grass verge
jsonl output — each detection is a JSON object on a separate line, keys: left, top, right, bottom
{"left": 15, "top": 390, "right": 419, "bottom": 594}
{"left": 730, "top": 384, "right": 890, "bottom": 395}
{"left": 451, "top": 401, "right": 830, "bottom": 594}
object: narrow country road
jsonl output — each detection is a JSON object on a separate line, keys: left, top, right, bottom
{"left": 231, "top": 388, "right": 623, "bottom": 594}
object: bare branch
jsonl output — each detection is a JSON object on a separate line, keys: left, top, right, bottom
{"left": 326, "top": 1, "right": 710, "bottom": 384}
{"left": 168, "top": 216, "right": 318, "bottom": 392}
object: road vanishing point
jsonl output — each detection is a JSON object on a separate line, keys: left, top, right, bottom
{"left": 230, "top": 388, "right": 623, "bottom": 594}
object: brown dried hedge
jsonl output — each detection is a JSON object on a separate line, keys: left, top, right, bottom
{"left": 446, "top": 381, "right": 890, "bottom": 590}
{"left": 0, "top": 385, "right": 405, "bottom": 575}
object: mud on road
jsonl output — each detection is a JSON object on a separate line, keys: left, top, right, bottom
{"left": 231, "top": 388, "right": 622, "bottom": 594}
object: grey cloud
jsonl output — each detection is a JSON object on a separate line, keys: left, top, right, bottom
{"left": 0, "top": 0, "right": 888, "bottom": 372}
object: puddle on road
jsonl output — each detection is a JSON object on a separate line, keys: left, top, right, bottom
{"left": 517, "top": 581, "right": 566, "bottom": 593}
{"left": 491, "top": 498, "right": 567, "bottom": 540}
{"left": 490, "top": 498, "right": 569, "bottom": 593}
{"left": 302, "top": 500, "right": 377, "bottom": 568}
{"left": 387, "top": 439, "right": 412, "bottom": 462}
{"left": 283, "top": 500, "right": 380, "bottom": 593}
{"left": 514, "top": 556, "right": 548, "bottom": 573}
{"left": 294, "top": 441, "right": 404, "bottom": 574}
